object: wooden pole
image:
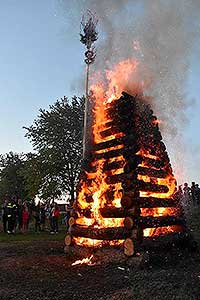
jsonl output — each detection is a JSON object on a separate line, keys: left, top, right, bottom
{"left": 83, "top": 63, "right": 90, "bottom": 159}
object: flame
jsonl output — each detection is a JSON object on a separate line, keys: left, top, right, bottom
{"left": 143, "top": 225, "right": 183, "bottom": 237}
{"left": 72, "top": 255, "right": 94, "bottom": 266}
{"left": 136, "top": 148, "right": 178, "bottom": 237}
{"left": 74, "top": 237, "right": 123, "bottom": 247}
{"left": 75, "top": 59, "right": 139, "bottom": 247}
{"left": 74, "top": 58, "right": 180, "bottom": 247}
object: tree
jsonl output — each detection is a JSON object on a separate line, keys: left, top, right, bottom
{"left": 0, "top": 152, "right": 29, "bottom": 201}
{"left": 24, "top": 96, "right": 84, "bottom": 203}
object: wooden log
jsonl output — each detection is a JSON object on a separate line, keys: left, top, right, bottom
{"left": 121, "top": 191, "right": 139, "bottom": 208}
{"left": 95, "top": 147, "right": 124, "bottom": 160}
{"left": 103, "top": 160, "right": 124, "bottom": 171}
{"left": 138, "top": 197, "right": 179, "bottom": 208}
{"left": 70, "top": 225, "right": 131, "bottom": 240}
{"left": 124, "top": 238, "right": 135, "bottom": 256}
{"left": 65, "top": 234, "right": 73, "bottom": 246}
{"left": 100, "top": 126, "right": 120, "bottom": 139}
{"left": 106, "top": 173, "right": 137, "bottom": 185}
{"left": 136, "top": 166, "right": 167, "bottom": 178}
{"left": 124, "top": 217, "right": 135, "bottom": 229}
{"left": 76, "top": 206, "right": 139, "bottom": 219}
{"left": 139, "top": 216, "right": 185, "bottom": 228}
{"left": 137, "top": 181, "right": 169, "bottom": 193}
{"left": 68, "top": 217, "right": 76, "bottom": 227}
{"left": 122, "top": 180, "right": 169, "bottom": 193}
{"left": 95, "top": 136, "right": 125, "bottom": 151}
{"left": 138, "top": 156, "right": 165, "bottom": 169}
{"left": 100, "top": 206, "right": 140, "bottom": 218}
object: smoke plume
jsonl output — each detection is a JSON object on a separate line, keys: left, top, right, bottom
{"left": 60, "top": 0, "right": 200, "bottom": 181}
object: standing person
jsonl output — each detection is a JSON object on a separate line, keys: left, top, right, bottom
{"left": 2, "top": 199, "right": 8, "bottom": 233}
{"left": 22, "top": 204, "right": 29, "bottom": 233}
{"left": 191, "top": 182, "right": 196, "bottom": 206}
{"left": 50, "top": 203, "right": 60, "bottom": 234}
{"left": 40, "top": 203, "right": 46, "bottom": 231}
{"left": 7, "top": 199, "right": 17, "bottom": 234}
{"left": 17, "top": 199, "right": 23, "bottom": 233}
{"left": 33, "top": 202, "right": 41, "bottom": 233}
{"left": 194, "top": 184, "right": 200, "bottom": 206}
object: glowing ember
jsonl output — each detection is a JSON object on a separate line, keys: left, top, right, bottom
{"left": 72, "top": 255, "right": 94, "bottom": 266}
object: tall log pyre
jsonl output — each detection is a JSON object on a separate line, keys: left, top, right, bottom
{"left": 65, "top": 91, "right": 187, "bottom": 256}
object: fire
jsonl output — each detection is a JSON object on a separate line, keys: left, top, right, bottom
{"left": 136, "top": 148, "right": 178, "bottom": 237}
{"left": 74, "top": 57, "right": 180, "bottom": 247}
{"left": 75, "top": 59, "right": 139, "bottom": 247}
{"left": 72, "top": 255, "right": 94, "bottom": 266}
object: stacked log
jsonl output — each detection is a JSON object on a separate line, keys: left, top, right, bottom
{"left": 65, "top": 92, "right": 187, "bottom": 257}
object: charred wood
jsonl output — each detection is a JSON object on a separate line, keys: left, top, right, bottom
{"left": 70, "top": 225, "right": 131, "bottom": 240}
{"left": 136, "top": 166, "right": 167, "bottom": 178}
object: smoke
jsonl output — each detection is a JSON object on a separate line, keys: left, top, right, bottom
{"left": 60, "top": 0, "right": 200, "bottom": 180}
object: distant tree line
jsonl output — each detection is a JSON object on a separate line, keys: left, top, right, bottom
{"left": 0, "top": 96, "right": 84, "bottom": 204}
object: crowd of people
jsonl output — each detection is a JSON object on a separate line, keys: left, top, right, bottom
{"left": 175, "top": 181, "right": 200, "bottom": 207}
{"left": 0, "top": 197, "right": 64, "bottom": 234}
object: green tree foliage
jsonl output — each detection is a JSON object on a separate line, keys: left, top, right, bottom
{"left": 24, "top": 96, "right": 84, "bottom": 203}
{"left": 0, "top": 152, "right": 29, "bottom": 201}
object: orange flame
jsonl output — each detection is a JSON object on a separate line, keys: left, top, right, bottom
{"left": 74, "top": 58, "right": 180, "bottom": 246}
{"left": 72, "top": 255, "right": 94, "bottom": 266}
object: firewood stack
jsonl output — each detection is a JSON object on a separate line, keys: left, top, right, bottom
{"left": 65, "top": 92, "right": 187, "bottom": 256}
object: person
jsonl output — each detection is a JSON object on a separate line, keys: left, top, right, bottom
{"left": 17, "top": 199, "right": 23, "bottom": 233}
{"left": 194, "top": 184, "right": 200, "bottom": 206}
{"left": 6, "top": 199, "right": 17, "bottom": 234}
{"left": 22, "top": 204, "right": 29, "bottom": 233}
{"left": 40, "top": 203, "right": 46, "bottom": 231}
{"left": 33, "top": 202, "right": 41, "bottom": 233}
{"left": 191, "top": 182, "right": 196, "bottom": 206}
{"left": 2, "top": 199, "right": 8, "bottom": 233}
{"left": 50, "top": 203, "right": 60, "bottom": 234}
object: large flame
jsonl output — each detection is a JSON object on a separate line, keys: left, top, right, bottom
{"left": 75, "top": 58, "right": 179, "bottom": 246}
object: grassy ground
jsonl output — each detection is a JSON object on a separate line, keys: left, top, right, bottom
{"left": 0, "top": 230, "right": 66, "bottom": 242}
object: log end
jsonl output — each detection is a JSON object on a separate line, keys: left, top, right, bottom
{"left": 124, "top": 238, "right": 135, "bottom": 256}
{"left": 65, "top": 234, "right": 73, "bottom": 246}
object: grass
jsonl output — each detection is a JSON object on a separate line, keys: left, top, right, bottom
{"left": 0, "top": 230, "right": 66, "bottom": 242}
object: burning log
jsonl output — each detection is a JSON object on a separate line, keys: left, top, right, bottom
{"left": 122, "top": 180, "right": 169, "bottom": 193}
{"left": 100, "top": 126, "right": 121, "bottom": 138}
{"left": 139, "top": 216, "right": 185, "bottom": 228}
{"left": 76, "top": 206, "right": 139, "bottom": 219}
{"left": 69, "top": 224, "right": 131, "bottom": 240}
{"left": 124, "top": 217, "right": 135, "bottom": 229}
{"left": 94, "top": 136, "right": 125, "bottom": 151}
{"left": 103, "top": 160, "right": 124, "bottom": 171}
{"left": 135, "top": 166, "right": 167, "bottom": 178}
{"left": 65, "top": 234, "right": 73, "bottom": 246}
{"left": 100, "top": 207, "right": 139, "bottom": 218}
{"left": 105, "top": 173, "right": 137, "bottom": 185}
{"left": 68, "top": 217, "right": 76, "bottom": 227}
{"left": 138, "top": 197, "right": 179, "bottom": 208}
{"left": 121, "top": 191, "right": 139, "bottom": 208}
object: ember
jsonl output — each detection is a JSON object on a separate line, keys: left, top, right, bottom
{"left": 65, "top": 60, "right": 188, "bottom": 257}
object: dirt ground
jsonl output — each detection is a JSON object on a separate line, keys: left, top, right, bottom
{"left": 0, "top": 208, "right": 200, "bottom": 300}
{"left": 0, "top": 237, "right": 199, "bottom": 300}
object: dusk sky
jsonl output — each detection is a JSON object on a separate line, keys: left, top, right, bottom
{"left": 0, "top": 0, "right": 199, "bottom": 183}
